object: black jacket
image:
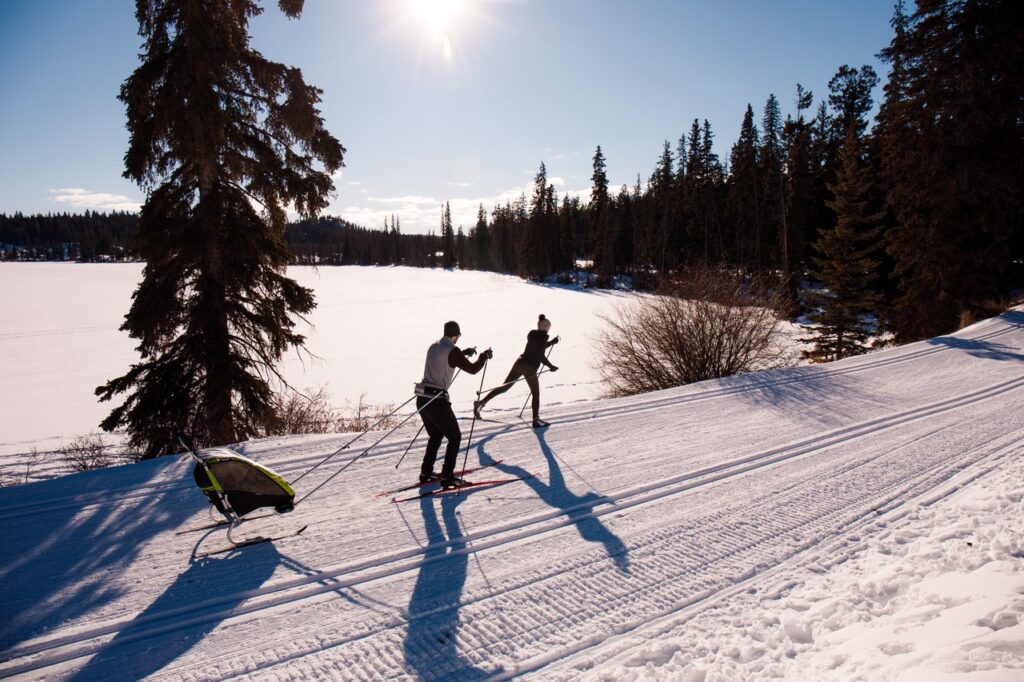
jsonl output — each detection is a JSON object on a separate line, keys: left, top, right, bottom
{"left": 519, "top": 330, "right": 557, "bottom": 370}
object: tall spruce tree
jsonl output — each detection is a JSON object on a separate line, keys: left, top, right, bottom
{"left": 759, "top": 94, "right": 785, "bottom": 272}
{"left": 441, "top": 201, "right": 454, "bottom": 268}
{"left": 781, "top": 84, "right": 816, "bottom": 311}
{"left": 590, "top": 146, "right": 613, "bottom": 284}
{"left": 98, "top": 0, "right": 343, "bottom": 458}
{"left": 878, "top": 0, "right": 1023, "bottom": 339}
{"left": 803, "top": 129, "right": 881, "bottom": 361}
{"left": 725, "top": 104, "right": 760, "bottom": 269}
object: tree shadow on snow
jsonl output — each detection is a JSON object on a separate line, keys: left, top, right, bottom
{"left": 927, "top": 334, "right": 1024, "bottom": 363}
{"left": 404, "top": 492, "right": 493, "bottom": 681}
{"left": 65, "top": 542, "right": 281, "bottom": 682}
{"left": 729, "top": 369, "right": 876, "bottom": 430}
{"left": 476, "top": 429, "right": 630, "bottom": 574}
{"left": 0, "top": 458, "right": 204, "bottom": 654}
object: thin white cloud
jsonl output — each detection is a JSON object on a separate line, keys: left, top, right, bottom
{"left": 49, "top": 188, "right": 141, "bottom": 212}
{"left": 366, "top": 195, "right": 438, "bottom": 205}
{"left": 347, "top": 180, "right": 362, "bottom": 186}
{"left": 446, "top": 181, "right": 473, "bottom": 187}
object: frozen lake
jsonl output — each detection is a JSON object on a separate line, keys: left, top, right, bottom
{"left": 0, "top": 263, "right": 632, "bottom": 454}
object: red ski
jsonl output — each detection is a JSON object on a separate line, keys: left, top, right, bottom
{"left": 391, "top": 473, "right": 537, "bottom": 503}
{"left": 373, "top": 460, "right": 505, "bottom": 498}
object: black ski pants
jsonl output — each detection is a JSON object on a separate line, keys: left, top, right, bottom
{"left": 479, "top": 359, "right": 541, "bottom": 421}
{"left": 417, "top": 395, "right": 462, "bottom": 479}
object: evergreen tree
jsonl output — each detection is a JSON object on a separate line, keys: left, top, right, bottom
{"left": 725, "top": 104, "right": 760, "bottom": 269}
{"left": 803, "top": 129, "right": 882, "bottom": 361}
{"left": 649, "top": 140, "right": 675, "bottom": 273}
{"left": 781, "top": 84, "right": 816, "bottom": 311}
{"left": 590, "top": 146, "right": 614, "bottom": 284}
{"left": 693, "top": 120, "right": 724, "bottom": 264}
{"left": 455, "top": 226, "right": 466, "bottom": 268}
{"left": 759, "top": 94, "right": 785, "bottom": 271}
{"left": 441, "top": 201, "right": 454, "bottom": 268}
{"left": 472, "top": 203, "right": 490, "bottom": 270}
{"left": 519, "top": 162, "right": 552, "bottom": 279}
{"left": 97, "top": 0, "right": 343, "bottom": 457}
{"left": 878, "top": 0, "right": 1023, "bottom": 339}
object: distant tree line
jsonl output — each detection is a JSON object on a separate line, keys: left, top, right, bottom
{"left": 0, "top": 211, "right": 139, "bottom": 261}
{"left": 5, "top": 1, "right": 1021, "bottom": 358}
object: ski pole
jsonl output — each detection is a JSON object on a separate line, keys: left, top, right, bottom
{"left": 394, "top": 423, "right": 425, "bottom": 470}
{"left": 519, "top": 343, "right": 557, "bottom": 419}
{"left": 294, "top": 388, "right": 451, "bottom": 506}
{"left": 291, "top": 394, "right": 417, "bottom": 485}
{"left": 458, "top": 352, "right": 489, "bottom": 494}
{"left": 478, "top": 375, "right": 528, "bottom": 395}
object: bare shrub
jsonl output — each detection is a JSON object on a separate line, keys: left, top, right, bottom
{"left": 60, "top": 433, "right": 119, "bottom": 473}
{"left": 596, "top": 267, "right": 788, "bottom": 397}
{"left": 337, "top": 395, "right": 400, "bottom": 433}
{"left": 262, "top": 386, "right": 400, "bottom": 436}
{"left": 263, "top": 386, "right": 341, "bottom": 435}
{"left": 23, "top": 447, "right": 44, "bottom": 483}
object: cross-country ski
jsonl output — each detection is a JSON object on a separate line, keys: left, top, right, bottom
{"left": 390, "top": 473, "right": 539, "bottom": 503}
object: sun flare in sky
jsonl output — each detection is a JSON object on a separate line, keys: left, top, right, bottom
{"left": 397, "top": 0, "right": 489, "bottom": 68}
{"left": 405, "top": 0, "right": 466, "bottom": 38}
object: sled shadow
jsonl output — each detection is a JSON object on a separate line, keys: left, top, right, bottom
{"left": 404, "top": 492, "right": 492, "bottom": 681}
{"left": 476, "top": 430, "right": 630, "bottom": 574}
{"left": 65, "top": 542, "right": 281, "bottom": 682}
{"left": 0, "top": 458, "right": 203, "bottom": 654}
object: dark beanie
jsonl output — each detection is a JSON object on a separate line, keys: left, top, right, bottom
{"left": 444, "top": 320, "right": 461, "bottom": 337}
{"left": 538, "top": 314, "right": 551, "bottom": 331}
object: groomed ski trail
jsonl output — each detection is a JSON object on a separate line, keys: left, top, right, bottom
{"left": 1, "top": 309, "right": 1022, "bottom": 681}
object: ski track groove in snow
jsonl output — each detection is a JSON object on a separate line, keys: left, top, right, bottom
{"left": 4, "top": 380, "right": 1023, "bottom": 676}
{"left": 0, "top": 316, "right": 1015, "bottom": 523}
{"left": 2, "top": 310, "right": 1022, "bottom": 680}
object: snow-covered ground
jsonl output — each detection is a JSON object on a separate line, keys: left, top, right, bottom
{"left": 0, "top": 293, "right": 1021, "bottom": 680}
{"left": 0, "top": 263, "right": 641, "bottom": 470}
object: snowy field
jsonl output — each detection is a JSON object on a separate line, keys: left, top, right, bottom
{"left": 0, "top": 263, "right": 639, "bottom": 467}
{"left": 0, "top": 295, "right": 1021, "bottom": 679}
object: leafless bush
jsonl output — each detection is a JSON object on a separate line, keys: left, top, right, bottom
{"left": 336, "top": 395, "right": 400, "bottom": 433}
{"left": 262, "top": 386, "right": 400, "bottom": 436}
{"left": 596, "top": 267, "right": 788, "bottom": 397}
{"left": 22, "top": 447, "right": 44, "bottom": 483}
{"left": 59, "top": 433, "right": 121, "bottom": 473}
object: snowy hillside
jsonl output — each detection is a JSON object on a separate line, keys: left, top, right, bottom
{"left": 1, "top": 308, "right": 1022, "bottom": 680}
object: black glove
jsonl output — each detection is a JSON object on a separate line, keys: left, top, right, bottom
{"left": 552, "top": 336, "right": 560, "bottom": 344}
{"left": 463, "top": 346, "right": 477, "bottom": 358}
{"left": 482, "top": 348, "right": 493, "bottom": 360}
{"left": 549, "top": 365, "right": 559, "bottom": 372}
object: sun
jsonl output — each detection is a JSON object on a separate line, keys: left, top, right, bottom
{"left": 405, "top": 0, "right": 466, "bottom": 39}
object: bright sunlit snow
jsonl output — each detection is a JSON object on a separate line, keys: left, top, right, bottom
{"left": 0, "top": 263, "right": 636, "bottom": 462}
{"left": 0, "top": 265, "right": 1021, "bottom": 680}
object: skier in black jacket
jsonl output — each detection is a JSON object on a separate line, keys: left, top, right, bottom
{"left": 474, "top": 314, "right": 559, "bottom": 428}
{"left": 415, "top": 320, "right": 492, "bottom": 488}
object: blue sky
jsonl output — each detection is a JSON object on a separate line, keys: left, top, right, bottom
{"left": 0, "top": 0, "right": 896, "bottom": 233}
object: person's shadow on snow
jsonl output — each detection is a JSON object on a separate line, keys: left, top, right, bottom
{"left": 403, "top": 492, "right": 491, "bottom": 681}
{"left": 477, "top": 429, "right": 630, "bottom": 574}
{"left": 66, "top": 542, "right": 281, "bottom": 682}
